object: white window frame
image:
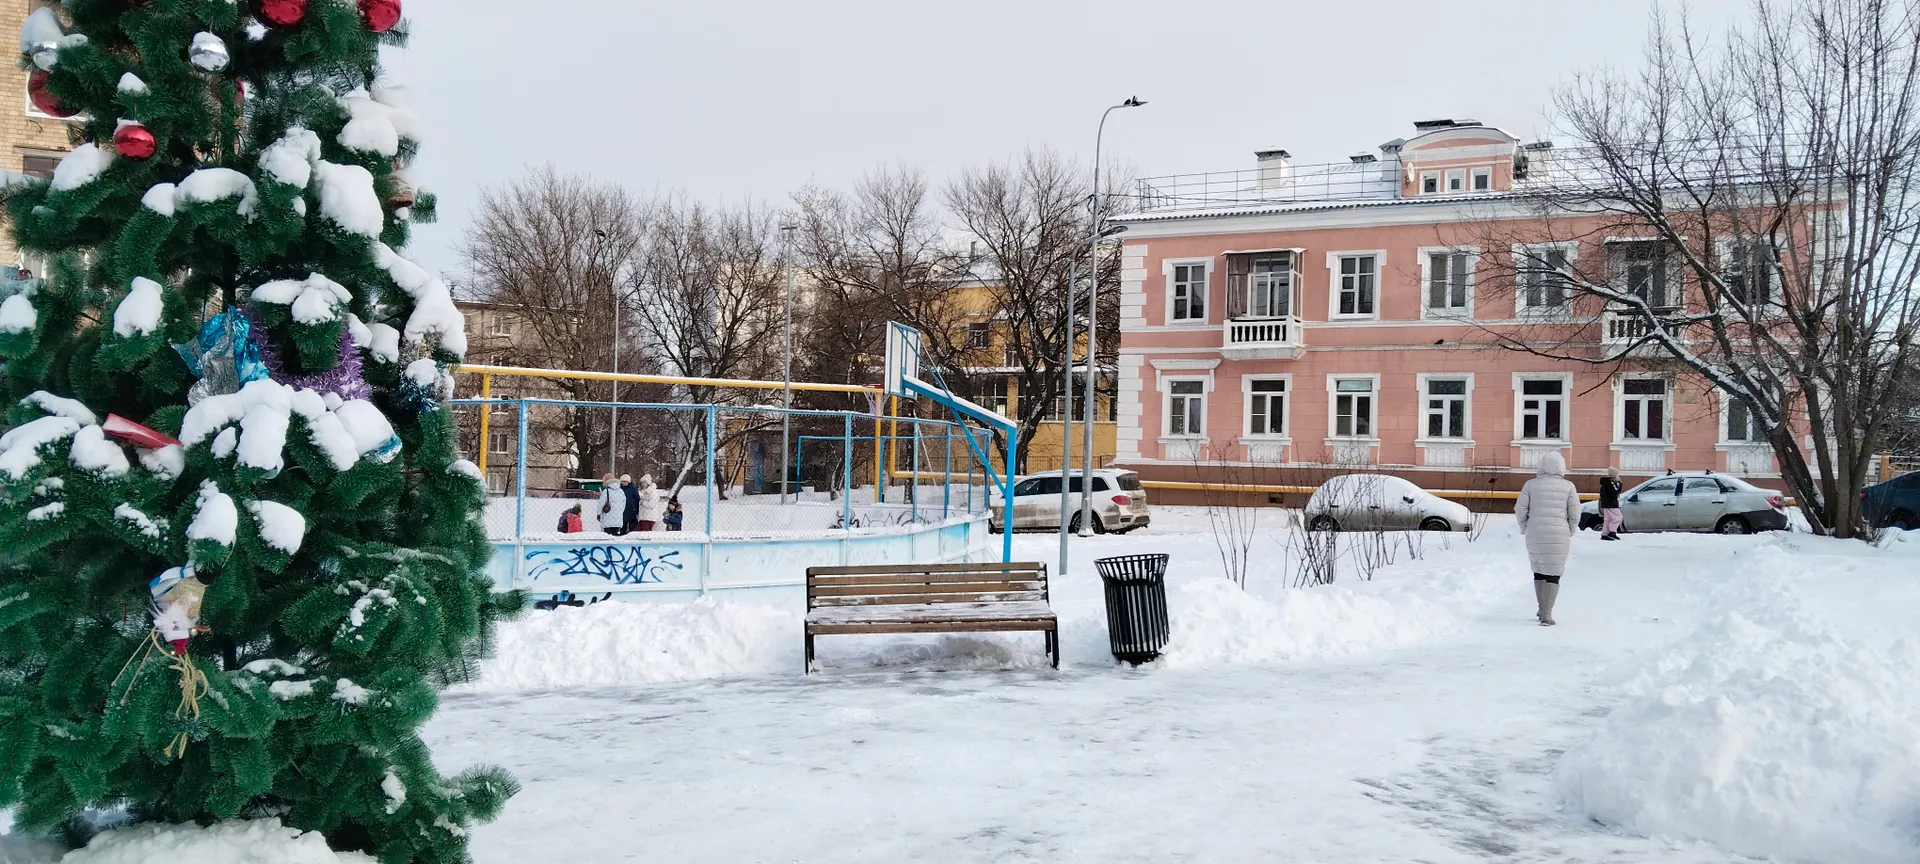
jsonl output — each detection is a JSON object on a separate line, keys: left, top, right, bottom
{"left": 1718, "top": 391, "right": 1767, "bottom": 445}
{"left": 488, "top": 429, "right": 511, "bottom": 456}
{"left": 485, "top": 471, "right": 508, "bottom": 495}
{"left": 1163, "top": 257, "right": 1212, "bottom": 325}
{"left": 1714, "top": 235, "right": 1782, "bottom": 311}
{"left": 964, "top": 321, "right": 992, "bottom": 349}
{"left": 1446, "top": 168, "right": 1467, "bottom": 192}
{"left": 1325, "top": 251, "right": 1385, "bottom": 321}
{"left": 1415, "top": 373, "right": 1474, "bottom": 443}
{"left": 1512, "top": 241, "right": 1579, "bottom": 318}
{"left": 1511, "top": 372, "right": 1573, "bottom": 444}
{"left": 1607, "top": 237, "right": 1684, "bottom": 311}
{"left": 1471, "top": 167, "right": 1492, "bottom": 191}
{"left": 490, "top": 314, "right": 515, "bottom": 337}
{"left": 1241, "top": 375, "right": 1292, "bottom": 440}
{"left": 1325, "top": 374, "right": 1382, "bottom": 441}
{"left": 1418, "top": 246, "right": 1479, "bottom": 319}
{"left": 1419, "top": 171, "right": 1441, "bottom": 195}
{"left": 1162, "top": 376, "right": 1210, "bottom": 439}
{"left": 1614, "top": 373, "right": 1674, "bottom": 444}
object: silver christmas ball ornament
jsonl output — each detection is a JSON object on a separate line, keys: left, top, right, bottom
{"left": 189, "top": 32, "right": 229, "bottom": 73}
{"left": 29, "top": 42, "right": 57, "bottom": 70}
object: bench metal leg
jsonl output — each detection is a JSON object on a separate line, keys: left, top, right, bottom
{"left": 805, "top": 632, "right": 815, "bottom": 675}
{"left": 1047, "top": 628, "right": 1059, "bottom": 669}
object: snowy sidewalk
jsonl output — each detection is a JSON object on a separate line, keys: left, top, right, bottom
{"left": 421, "top": 517, "right": 1920, "bottom": 862}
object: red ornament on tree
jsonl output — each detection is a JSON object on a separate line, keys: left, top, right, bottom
{"left": 359, "top": 0, "right": 401, "bottom": 32}
{"left": 104, "top": 414, "right": 181, "bottom": 449}
{"left": 26, "top": 70, "right": 74, "bottom": 118}
{"left": 113, "top": 123, "right": 157, "bottom": 160}
{"left": 252, "top": 0, "right": 307, "bottom": 29}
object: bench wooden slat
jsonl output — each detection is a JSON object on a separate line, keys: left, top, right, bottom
{"left": 808, "top": 581, "right": 1042, "bottom": 597}
{"left": 807, "top": 600, "right": 1056, "bottom": 624}
{"left": 806, "top": 562, "right": 1048, "bottom": 577}
{"left": 808, "top": 619, "right": 1057, "bottom": 635}
{"left": 808, "top": 571, "right": 1044, "bottom": 586}
{"left": 813, "top": 591, "right": 1044, "bottom": 607}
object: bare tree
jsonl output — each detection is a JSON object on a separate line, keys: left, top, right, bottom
{"left": 1464, "top": 0, "right": 1920, "bottom": 537}
{"left": 944, "top": 148, "right": 1121, "bottom": 473}
{"left": 461, "top": 166, "right": 643, "bottom": 478}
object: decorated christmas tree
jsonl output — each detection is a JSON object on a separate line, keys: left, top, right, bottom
{"left": 0, "top": 1, "right": 519, "bottom": 860}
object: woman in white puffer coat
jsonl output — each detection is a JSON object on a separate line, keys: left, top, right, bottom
{"left": 1514, "top": 451, "right": 1580, "bottom": 626}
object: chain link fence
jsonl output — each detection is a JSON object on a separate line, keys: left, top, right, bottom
{"left": 453, "top": 398, "right": 995, "bottom": 542}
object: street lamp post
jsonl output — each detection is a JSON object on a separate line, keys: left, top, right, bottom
{"left": 781, "top": 224, "right": 798, "bottom": 504}
{"left": 1057, "top": 223, "right": 1128, "bottom": 579}
{"left": 1079, "top": 96, "right": 1145, "bottom": 537}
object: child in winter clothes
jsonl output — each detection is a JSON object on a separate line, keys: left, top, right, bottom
{"left": 556, "top": 503, "right": 584, "bottom": 534}
{"left": 1599, "top": 467, "right": 1624, "bottom": 540}
{"left": 663, "top": 496, "right": 684, "bottom": 531}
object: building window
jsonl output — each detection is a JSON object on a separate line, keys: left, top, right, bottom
{"left": 1336, "top": 254, "right": 1377, "bottom": 317}
{"left": 966, "top": 321, "right": 991, "bottom": 348}
{"left": 20, "top": 155, "right": 59, "bottom": 179}
{"left": 1332, "top": 378, "right": 1374, "bottom": 438}
{"left": 1519, "top": 378, "right": 1567, "bottom": 441}
{"left": 1725, "top": 396, "right": 1764, "bottom": 442}
{"left": 976, "top": 376, "right": 1010, "bottom": 416}
{"left": 1425, "top": 250, "right": 1473, "bottom": 314}
{"left": 1170, "top": 263, "right": 1207, "bottom": 322}
{"left": 1249, "top": 257, "right": 1290, "bottom": 317}
{"left": 485, "top": 471, "right": 508, "bottom": 494}
{"left": 1722, "top": 237, "right": 1777, "bottom": 307}
{"left": 490, "top": 314, "right": 515, "bottom": 337}
{"left": 1613, "top": 240, "right": 1678, "bottom": 309}
{"left": 1471, "top": 167, "right": 1492, "bottom": 191}
{"left": 1246, "top": 379, "right": 1287, "bottom": 436}
{"left": 1446, "top": 169, "right": 1466, "bottom": 192}
{"left": 1424, "top": 378, "right": 1469, "bottom": 439}
{"left": 1420, "top": 172, "right": 1440, "bottom": 195}
{"left": 1621, "top": 378, "right": 1669, "bottom": 440}
{"left": 1519, "top": 246, "right": 1572, "bottom": 310}
{"left": 489, "top": 430, "right": 511, "bottom": 455}
{"left": 1166, "top": 380, "right": 1205, "bottom": 437}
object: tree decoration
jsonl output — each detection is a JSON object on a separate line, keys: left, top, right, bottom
{"left": 189, "top": 31, "right": 229, "bottom": 73}
{"left": 0, "top": 0, "right": 515, "bottom": 858}
{"left": 18, "top": 7, "right": 63, "bottom": 70}
{"left": 251, "top": 0, "right": 307, "bottom": 29}
{"left": 360, "top": 0, "right": 402, "bottom": 32}
{"left": 26, "top": 70, "right": 74, "bottom": 118}
{"left": 113, "top": 122, "right": 157, "bottom": 160}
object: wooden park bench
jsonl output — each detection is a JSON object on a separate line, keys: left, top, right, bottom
{"left": 804, "top": 561, "right": 1058, "bottom": 673}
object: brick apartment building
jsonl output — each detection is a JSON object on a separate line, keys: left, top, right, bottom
{"left": 2, "top": 0, "right": 76, "bottom": 273}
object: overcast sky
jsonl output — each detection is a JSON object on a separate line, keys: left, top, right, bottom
{"left": 381, "top": 0, "right": 1750, "bottom": 278}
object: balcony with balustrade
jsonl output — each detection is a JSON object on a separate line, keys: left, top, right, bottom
{"left": 1220, "top": 250, "right": 1306, "bottom": 361}
{"left": 1600, "top": 307, "right": 1688, "bottom": 358}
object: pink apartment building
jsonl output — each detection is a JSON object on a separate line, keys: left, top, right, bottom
{"left": 1110, "top": 119, "right": 1786, "bottom": 503}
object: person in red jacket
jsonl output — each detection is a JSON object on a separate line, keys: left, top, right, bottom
{"left": 555, "top": 503, "right": 584, "bottom": 534}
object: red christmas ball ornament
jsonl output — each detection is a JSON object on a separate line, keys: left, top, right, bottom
{"left": 26, "top": 70, "right": 75, "bottom": 118}
{"left": 252, "top": 0, "right": 307, "bottom": 29}
{"left": 359, "top": 0, "right": 401, "bottom": 32}
{"left": 113, "top": 123, "right": 157, "bottom": 160}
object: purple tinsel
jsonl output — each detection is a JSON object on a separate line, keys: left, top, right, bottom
{"left": 244, "top": 307, "right": 373, "bottom": 401}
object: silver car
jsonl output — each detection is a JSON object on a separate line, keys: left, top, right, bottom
{"left": 1581, "top": 471, "right": 1789, "bottom": 534}
{"left": 989, "top": 469, "right": 1151, "bottom": 534}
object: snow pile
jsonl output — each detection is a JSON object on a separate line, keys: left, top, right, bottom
{"left": 335, "top": 90, "right": 419, "bottom": 157}
{"left": 258, "top": 128, "right": 321, "bottom": 188}
{"left": 114, "top": 503, "right": 163, "bottom": 538}
{"left": 67, "top": 425, "right": 129, "bottom": 477}
{"left": 312, "top": 162, "right": 382, "bottom": 237}
{"left": 1557, "top": 561, "right": 1920, "bottom": 863}
{"left": 58, "top": 819, "right": 376, "bottom": 864}
{"left": 139, "top": 183, "right": 176, "bottom": 217}
{"left": 1156, "top": 574, "right": 1460, "bottom": 668}
{"left": 175, "top": 168, "right": 259, "bottom": 219}
{"left": 0, "top": 294, "right": 37, "bottom": 334}
{"left": 463, "top": 598, "right": 801, "bottom": 691}
{"left": 21, "top": 392, "right": 95, "bottom": 425}
{"left": 111, "top": 277, "right": 163, "bottom": 338}
{"left": 115, "top": 73, "right": 146, "bottom": 95}
{"left": 371, "top": 243, "right": 466, "bottom": 357}
{"left": 189, "top": 481, "right": 238, "bottom": 547}
{"left": 251, "top": 273, "right": 350, "bottom": 324}
{"left": 1874, "top": 526, "right": 1918, "bottom": 552}
{"left": 49, "top": 144, "right": 112, "bottom": 192}
{"left": 248, "top": 499, "right": 306, "bottom": 554}
{"left": 181, "top": 379, "right": 397, "bottom": 472}
{"left": 0, "top": 416, "right": 80, "bottom": 480}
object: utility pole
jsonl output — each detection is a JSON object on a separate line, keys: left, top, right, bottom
{"left": 1080, "top": 96, "right": 1145, "bottom": 536}
{"left": 781, "top": 224, "right": 797, "bottom": 504}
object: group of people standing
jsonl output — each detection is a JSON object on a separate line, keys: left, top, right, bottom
{"left": 556, "top": 473, "right": 684, "bottom": 535}
{"left": 1514, "top": 456, "right": 1628, "bottom": 628}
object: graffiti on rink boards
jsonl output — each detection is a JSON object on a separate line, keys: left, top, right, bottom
{"left": 523, "top": 545, "right": 685, "bottom": 585}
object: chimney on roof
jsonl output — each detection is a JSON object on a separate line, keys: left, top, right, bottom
{"left": 1453, "top": 119, "right": 1481, "bottom": 128}
{"left": 1255, "top": 149, "right": 1292, "bottom": 190}
{"left": 1379, "top": 138, "right": 1405, "bottom": 157}
{"left": 1349, "top": 153, "right": 1377, "bottom": 164}
{"left": 1516, "top": 140, "right": 1554, "bottom": 181}
{"left": 1412, "top": 119, "right": 1455, "bottom": 132}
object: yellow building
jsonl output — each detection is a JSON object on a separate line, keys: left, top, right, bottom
{"left": 1, "top": 0, "right": 76, "bottom": 273}
{"left": 937, "top": 266, "right": 1117, "bottom": 476}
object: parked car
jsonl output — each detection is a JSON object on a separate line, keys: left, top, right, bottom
{"left": 1861, "top": 470, "right": 1920, "bottom": 530}
{"left": 1304, "top": 474, "right": 1473, "bottom": 532}
{"left": 1580, "top": 471, "right": 1787, "bottom": 534}
{"left": 988, "top": 469, "right": 1151, "bottom": 534}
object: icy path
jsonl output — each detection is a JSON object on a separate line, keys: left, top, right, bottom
{"left": 427, "top": 524, "right": 1791, "bottom": 863}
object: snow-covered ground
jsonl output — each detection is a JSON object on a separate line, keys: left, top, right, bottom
{"left": 8, "top": 511, "right": 1916, "bottom": 862}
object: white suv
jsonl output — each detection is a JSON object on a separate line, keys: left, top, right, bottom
{"left": 989, "top": 469, "right": 1151, "bottom": 534}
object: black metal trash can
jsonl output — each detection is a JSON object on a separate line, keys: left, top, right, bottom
{"left": 1096, "top": 554, "right": 1171, "bottom": 664}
